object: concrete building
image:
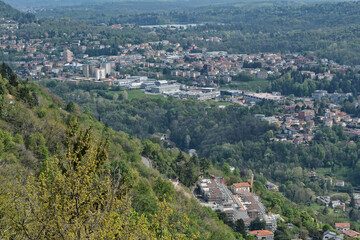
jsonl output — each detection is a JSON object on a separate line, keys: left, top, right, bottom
{"left": 299, "top": 109, "right": 315, "bottom": 121}
{"left": 220, "top": 90, "right": 243, "bottom": 98}
{"left": 174, "top": 91, "right": 220, "bottom": 101}
{"left": 101, "top": 62, "right": 112, "bottom": 75}
{"left": 126, "top": 76, "right": 149, "bottom": 83}
{"left": 312, "top": 90, "right": 328, "bottom": 101}
{"left": 89, "top": 64, "right": 97, "bottom": 76}
{"left": 95, "top": 68, "right": 106, "bottom": 80}
{"left": 243, "top": 92, "right": 283, "bottom": 103}
{"left": 82, "top": 64, "right": 90, "bottom": 77}
{"left": 64, "top": 49, "right": 73, "bottom": 63}
{"left": 155, "top": 80, "right": 168, "bottom": 86}
{"left": 263, "top": 214, "right": 279, "bottom": 232}
{"left": 151, "top": 84, "right": 180, "bottom": 94}
{"left": 198, "top": 179, "right": 230, "bottom": 204}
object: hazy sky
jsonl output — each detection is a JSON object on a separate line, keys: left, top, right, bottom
{"left": 3, "top": 0, "right": 111, "bottom": 8}
{"left": 3, "top": 0, "right": 346, "bottom": 10}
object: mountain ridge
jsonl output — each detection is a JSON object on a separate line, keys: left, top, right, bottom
{"left": 0, "top": 0, "right": 35, "bottom": 23}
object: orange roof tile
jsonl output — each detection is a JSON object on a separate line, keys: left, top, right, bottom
{"left": 335, "top": 223, "right": 350, "bottom": 229}
{"left": 249, "top": 230, "right": 274, "bottom": 236}
{"left": 343, "top": 230, "right": 360, "bottom": 238}
{"left": 233, "top": 182, "right": 251, "bottom": 188}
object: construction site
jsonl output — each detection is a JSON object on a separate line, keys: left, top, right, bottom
{"left": 194, "top": 175, "right": 280, "bottom": 233}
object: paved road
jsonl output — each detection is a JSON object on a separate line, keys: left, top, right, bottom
{"left": 141, "top": 156, "right": 153, "bottom": 168}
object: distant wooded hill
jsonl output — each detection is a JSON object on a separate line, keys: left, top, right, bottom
{"left": 0, "top": 1, "right": 35, "bottom": 23}
{"left": 5, "top": 0, "right": 349, "bottom": 9}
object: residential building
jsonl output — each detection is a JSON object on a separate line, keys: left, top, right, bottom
{"left": 83, "top": 64, "right": 90, "bottom": 77}
{"left": 343, "top": 230, "right": 360, "bottom": 239}
{"left": 231, "top": 183, "right": 251, "bottom": 193}
{"left": 101, "top": 62, "right": 112, "bottom": 75}
{"left": 95, "top": 68, "right": 106, "bottom": 80}
{"left": 331, "top": 201, "right": 346, "bottom": 211}
{"left": 316, "top": 196, "right": 330, "bottom": 207}
{"left": 335, "top": 180, "right": 345, "bottom": 187}
{"left": 312, "top": 90, "right": 328, "bottom": 101}
{"left": 64, "top": 49, "right": 73, "bottom": 63}
{"left": 298, "top": 110, "right": 315, "bottom": 121}
{"left": 197, "top": 178, "right": 230, "bottom": 204}
{"left": 89, "top": 64, "right": 97, "bottom": 76}
{"left": 323, "top": 230, "right": 343, "bottom": 240}
{"left": 335, "top": 223, "right": 350, "bottom": 232}
{"left": 249, "top": 230, "right": 274, "bottom": 240}
{"left": 266, "top": 182, "right": 279, "bottom": 191}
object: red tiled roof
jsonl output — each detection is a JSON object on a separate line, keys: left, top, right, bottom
{"left": 343, "top": 230, "right": 360, "bottom": 238}
{"left": 249, "top": 230, "right": 274, "bottom": 236}
{"left": 233, "top": 182, "right": 250, "bottom": 188}
{"left": 335, "top": 223, "right": 350, "bottom": 229}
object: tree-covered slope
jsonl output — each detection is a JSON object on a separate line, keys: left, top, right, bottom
{"left": 43, "top": 80, "right": 360, "bottom": 237}
{"left": 0, "top": 64, "right": 241, "bottom": 239}
{"left": 0, "top": 1, "right": 35, "bottom": 23}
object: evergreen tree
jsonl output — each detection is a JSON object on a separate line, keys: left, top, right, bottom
{"left": 249, "top": 218, "right": 266, "bottom": 231}
{"left": 235, "top": 219, "right": 247, "bottom": 238}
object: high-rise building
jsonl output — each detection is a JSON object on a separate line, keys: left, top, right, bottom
{"left": 101, "top": 62, "right": 112, "bottom": 75}
{"left": 64, "top": 49, "right": 73, "bottom": 63}
{"left": 83, "top": 64, "right": 90, "bottom": 78}
{"left": 89, "top": 65, "right": 97, "bottom": 76}
{"left": 95, "top": 68, "right": 106, "bottom": 80}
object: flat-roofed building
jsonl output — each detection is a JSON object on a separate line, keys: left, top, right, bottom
{"left": 151, "top": 84, "right": 180, "bottom": 94}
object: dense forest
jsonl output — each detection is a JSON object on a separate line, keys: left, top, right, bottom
{"left": 15, "top": 18, "right": 158, "bottom": 45}
{"left": 35, "top": 0, "right": 353, "bottom": 25}
{"left": 34, "top": 0, "right": 310, "bottom": 23}
{"left": 147, "top": 1, "right": 360, "bottom": 65}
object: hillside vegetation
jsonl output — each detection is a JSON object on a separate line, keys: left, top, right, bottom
{"left": 0, "top": 1, "right": 35, "bottom": 23}
{"left": 0, "top": 64, "right": 241, "bottom": 239}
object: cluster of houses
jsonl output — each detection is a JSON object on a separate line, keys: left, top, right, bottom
{"left": 2, "top": 17, "right": 360, "bottom": 135}
{"left": 316, "top": 195, "right": 346, "bottom": 212}
{"left": 195, "top": 176, "right": 281, "bottom": 239}
{"left": 354, "top": 194, "right": 360, "bottom": 209}
{"left": 1, "top": 14, "right": 358, "bottom": 93}
{"left": 323, "top": 223, "right": 360, "bottom": 240}
{"left": 250, "top": 93, "right": 356, "bottom": 143}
